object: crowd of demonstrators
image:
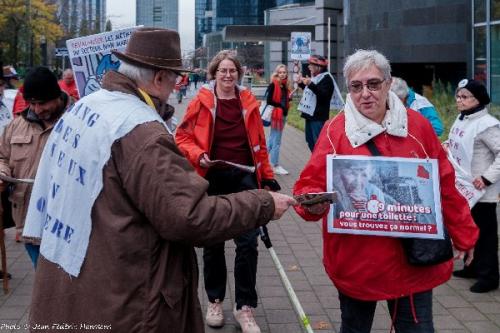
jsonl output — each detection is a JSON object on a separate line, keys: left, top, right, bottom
{"left": 265, "top": 64, "right": 292, "bottom": 175}
{"left": 176, "top": 50, "right": 282, "bottom": 333}
{"left": 293, "top": 49, "right": 479, "bottom": 333}
{"left": 446, "top": 79, "right": 500, "bottom": 293}
{"left": 391, "top": 77, "right": 444, "bottom": 136}
{"left": 22, "top": 29, "right": 295, "bottom": 333}
{"left": 297, "top": 55, "right": 334, "bottom": 151}
{"left": 58, "top": 68, "right": 80, "bottom": 102}
{"left": 0, "top": 67, "right": 71, "bottom": 268}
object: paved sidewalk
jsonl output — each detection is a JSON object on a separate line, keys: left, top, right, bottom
{"left": 1, "top": 93, "right": 499, "bottom": 332}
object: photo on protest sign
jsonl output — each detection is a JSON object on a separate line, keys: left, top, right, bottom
{"left": 326, "top": 155, "right": 444, "bottom": 239}
{"left": 290, "top": 32, "right": 311, "bottom": 61}
{"left": 66, "top": 27, "right": 138, "bottom": 98}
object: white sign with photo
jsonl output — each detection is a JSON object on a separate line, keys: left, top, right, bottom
{"left": 290, "top": 32, "right": 311, "bottom": 61}
{"left": 326, "top": 155, "right": 444, "bottom": 239}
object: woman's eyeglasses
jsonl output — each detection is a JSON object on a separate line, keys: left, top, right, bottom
{"left": 217, "top": 68, "right": 238, "bottom": 75}
{"left": 455, "top": 94, "right": 475, "bottom": 101}
{"left": 348, "top": 79, "right": 385, "bottom": 93}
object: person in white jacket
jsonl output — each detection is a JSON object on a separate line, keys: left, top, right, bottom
{"left": 447, "top": 79, "right": 500, "bottom": 293}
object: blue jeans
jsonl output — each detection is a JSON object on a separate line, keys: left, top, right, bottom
{"left": 305, "top": 119, "right": 326, "bottom": 151}
{"left": 267, "top": 118, "right": 286, "bottom": 166}
{"left": 24, "top": 243, "right": 40, "bottom": 268}
{"left": 339, "top": 290, "right": 434, "bottom": 333}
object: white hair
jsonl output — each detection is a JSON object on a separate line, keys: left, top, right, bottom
{"left": 118, "top": 61, "right": 158, "bottom": 84}
{"left": 343, "top": 49, "right": 392, "bottom": 85}
{"left": 390, "top": 77, "right": 409, "bottom": 99}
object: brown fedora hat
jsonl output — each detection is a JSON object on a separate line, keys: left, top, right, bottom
{"left": 112, "top": 28, "right": 191, "bottom": 73}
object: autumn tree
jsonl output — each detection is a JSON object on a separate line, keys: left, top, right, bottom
{"left": 0, "top": 0, "right": 63, "bottom": 66}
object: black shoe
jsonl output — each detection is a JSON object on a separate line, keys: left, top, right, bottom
{"left": 453, "top": 269, "right": 476, "bottom": 279}
{"left": 0, "top": 270, "right": 12, "bottom": 280}
{"left": 469, "top": 281, "right": 499, "bottom": 293}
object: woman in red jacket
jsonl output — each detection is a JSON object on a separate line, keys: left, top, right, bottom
{"left": 176, "top": 50, "right": 278, "bottom": 333}
{"left": 293, "top": 49, "right": 479, "bottom": 333}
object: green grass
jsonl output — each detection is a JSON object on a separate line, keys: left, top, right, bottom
{"left": 287, "top": 82, "right": 500, "bottom": 142}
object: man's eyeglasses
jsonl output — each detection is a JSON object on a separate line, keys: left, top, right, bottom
{"left": 217, "top": 68, "right": 238, "bottom": 75}
{"left": 455, "top": 94, "right": 475, "bottom": 101}
{"left": 348, "top": 79, "right": 385, "bottom": 93}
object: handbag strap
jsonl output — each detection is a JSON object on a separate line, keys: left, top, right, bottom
{"left": 365, "top": 139, "right": 381, "bottom": 156}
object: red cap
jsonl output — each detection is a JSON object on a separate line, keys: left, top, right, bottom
{"left": 308, "top": 55, "right": 328, "bottom": 67}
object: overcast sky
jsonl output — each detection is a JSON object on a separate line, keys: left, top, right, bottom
{"left": 106, "top": 0, "right": 195, "bottom": 53}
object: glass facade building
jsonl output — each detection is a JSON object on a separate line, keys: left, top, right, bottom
{"left": 195, "top": 0, "right": 310, "bottom": 48}
{"left": 136, "top": 0, "right": 178, "bottom": 31}
{"left": 57, "top": 0, "right": 107, "bottom": 36}
{"left": 473, "top": 0, "right": 500, "bottom": 106}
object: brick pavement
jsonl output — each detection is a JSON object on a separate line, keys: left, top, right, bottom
{"left": 0, "top": 92, "right": 499, "bottom": 333}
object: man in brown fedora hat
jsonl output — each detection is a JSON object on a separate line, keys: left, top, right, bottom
{"left": 24, "top": 28, "right": 296, "bottom": 333}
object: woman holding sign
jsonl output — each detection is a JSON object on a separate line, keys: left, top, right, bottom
{"left": 176, "top": 50, "right": 280, "bottom": 333}
{"left": 447, "top": 79, "right": 500, "bottom": 293}
{"left": 293, "top": 49, "right": 479, "bottom": 333}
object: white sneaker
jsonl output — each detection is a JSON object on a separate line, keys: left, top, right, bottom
{"left": 233, "top": 305, "right": 261, "bottom": 333}
{"left": 273, "top": 165, "right": 289, "bottom": 175}
{"left": 206, "top": 299, "right": 224, "bottom": 327}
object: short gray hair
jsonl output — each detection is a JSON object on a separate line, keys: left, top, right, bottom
{"left": 343, "top": 49, "right": 391, "bottom": 85}
{"left": 118, "top": 61, "right": 158, "bottom": 84}
{"left": 390, "top": 77, "right": 409, "bottom": 99}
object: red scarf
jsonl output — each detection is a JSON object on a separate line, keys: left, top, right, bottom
{"left": 271, "top": 79, "right": 289, "bottom": 131}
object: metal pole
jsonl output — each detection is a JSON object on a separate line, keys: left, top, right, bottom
{"left": 259, "top": 226, "right": 315, "bottom": 333}
{"left": 327, "top": 17, "right": 331, "bottom": 73}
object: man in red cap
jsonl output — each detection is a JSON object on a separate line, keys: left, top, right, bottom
{"left": 297, "top": 54, "right": 334, "bottom": 151}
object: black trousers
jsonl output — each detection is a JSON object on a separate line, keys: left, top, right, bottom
{"left": 203, "top": 168, "right": 259, "bottom": 309}
{"left": 467, "top": 202, "right": 500, "bottom": 286}
{"left": 339, "top": 291, "right": 434, "bottom": 333}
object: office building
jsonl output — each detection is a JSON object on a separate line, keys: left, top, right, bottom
{"left": 473, "top": 0, "right": 500, "bottom": 106}
{"left": 57, "top": 0, "right": 107, "bottom": 36}
{"left": 136, "top": 0, "right": 178, "bottom": 30}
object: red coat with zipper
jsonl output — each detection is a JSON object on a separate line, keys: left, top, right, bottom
{"left": 293, "top": 110, "right": 479, "bottom": 301}
{"left": 175, "top": 84, "right": 274, "bottom": 184}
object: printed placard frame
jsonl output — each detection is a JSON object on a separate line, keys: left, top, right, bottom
{"left": 326, "top": 154, "right": 444, "bottom": 239}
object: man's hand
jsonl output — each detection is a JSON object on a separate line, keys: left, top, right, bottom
{"left": 304, "top": 201, "right": 330, "bottom": 216}
{"left": 472, "top": 177, "right": 486, "bottom": 190}
{"left": 454, "top": 247, "right": 475, "bottom": 266}
{"left": 0, "top": 171, "right": 9, "bottom": 192}
{"left": 199, "top": 153, "right": 214, "bottom": 169}
{"left": 301, "top": 76, "right": 311, "bottom": 86}
{"left": 269, "top": 192, "right": 297, "bottom": 220}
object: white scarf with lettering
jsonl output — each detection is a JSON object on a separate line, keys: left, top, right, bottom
{"left": 23, "top": 89, "right": 168, "bottom": 276}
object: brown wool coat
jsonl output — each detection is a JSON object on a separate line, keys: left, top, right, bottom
{"left": 29, "top": 72, "right": 275, "bottom": 333}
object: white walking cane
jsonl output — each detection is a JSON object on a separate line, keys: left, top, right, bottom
{"left": 259, "top": 226, "right": 315, "bottom": 333}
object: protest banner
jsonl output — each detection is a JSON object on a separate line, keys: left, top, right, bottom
{"left": 66, "top": 27, "right": 138, "bottom": 98}
{"left": 326, "top": 155, "right": 444, "bottom": 239}
{"left": 291, "top": 32, "right": 311, "bottom": 61}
